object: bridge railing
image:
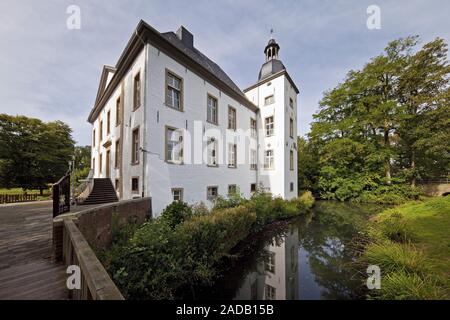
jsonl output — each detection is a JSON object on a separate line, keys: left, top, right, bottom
{"left": 62, "top": 218, "right": 124, "bottom": 300}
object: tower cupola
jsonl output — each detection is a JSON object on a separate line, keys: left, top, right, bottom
{"left": 264, "top": 38, "right": 280, "bottom": 61}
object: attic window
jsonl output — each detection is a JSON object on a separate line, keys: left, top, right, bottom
{"left": 265, "top": 95, "right": 275, "bottom": 105}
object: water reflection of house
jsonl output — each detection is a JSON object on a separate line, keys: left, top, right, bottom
{"left": 234, "top": 230, "right": 298, "bottom": 300}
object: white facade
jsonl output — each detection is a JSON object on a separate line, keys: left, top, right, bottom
{"left": 88, "top": 22, "right": 299, "bottom": 215}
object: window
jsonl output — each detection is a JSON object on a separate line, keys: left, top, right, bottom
{"left": 290, "top": 118, "right": 294, "bottom": 138}
{"left": 93, "top": 130, "right": 96, "bottom": 147}
{"left": 207, "top": 186, "right": 218, "bottom": 200}
{"left": 172, "top": 188, "right": 183, "bottom": 201}
{"left": 266, "top": 251, "right": 275, "bottom": 273}
{"left": 133, "top": 72, "right": 141, "bottom": 110}
{"left": 131, "top": 128, "right": 140, "bottom": 164}
{"left": 289, "top": 97, "right": 294, "bottom": 108}
{"left": 116, "top": 96, "right": 121, "bottom": 126}
{"left": 290, "top": 150, "right": 294, "bottom": 171}
{"left": 99, "top": 121, "right": 103, "bottom": 142}
{"left": 107, "top": 111, "right": 111, "bottom": 135}
{"left": 264, "top": 95, "right": 275, "bottom": 105}
{"left": 92, "top": 157, "right": 95, "bottom": 172}
{"left": 265, "top": 285, "right": 276, "bottom": 300}
{"left": 290, "top": 182, "right": 294, "bottom": 192}
{"left": 228, "top": 106, "right": 236, "bottom": 130}
{"left": 165, "top": 70, "right": 183, "bottom": 110}
{"left": 251, "top": 183, "right": 257, "bottom": 193}
{"left": 115, "top": 179, "right": 119, "bottom": 191}
{"left": 207, "top": 137, "right": 218, "bottom": 166}
{"left": 228, "top": 184, "right": 237, "bottom": 195}
{"left": 264, "top": 150, "right": 274, "bottom": 169}
{"left": 265, "top": 116, "right": 274, "bottom": 136}
{"left": 250, "top": 149, "right": 257, "bottom": 170}
{"left": 207, "top": 94, "right": 218, "bottom": 124}
{"left": 131, "top": 177, "right": 139, "bottom": 193}
{"left": 166, "top": 127, "right": 184, "bottom": 164}
{"left": 115, "top": 139, "right": 120, "bottom": 168}
{"left": 250, "top": 118, "right": 257, "bottom": 138}
{"left": 251, "top": 281, "right": 258, "bottom": 300}
{"left": 228, "top": 143, "right": 237, "bottom": 168}
{"left": 99, "top": 153, "right": 102, "bottom": 174}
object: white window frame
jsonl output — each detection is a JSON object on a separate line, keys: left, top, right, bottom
{"left": 264, "top": 149, "right": 274, "bottom": 170}
{"left": 265, "top": 95, "right": 275, "bottom": 106}
{"left": 166, "top": 70, "right": 182, "bottom": 110}
{"left": 265, "top": 116, "right": 274, "bottom": 136}
{"left": 207, "top": 94, "right": 218, "bottom": 124}
{"left": 207, "top": 137, "right": 218, "bottom": 166}
{"left": 228, "top": 143, "right": 237, "bottom": 168}
{"left": 250, "top": 118, "right": 257, "bottom": 138}
{"left": 207, "top": 186, "right": 218, "bottom": 200}
{"left": 250, "top": 149, "right": 257, "bottom": 170}
{"left": 166, "top": 127, "right": 184, "bottom": 164}
{"left": 172, "top": 188, "right": 184, "bottom": 201}
{"left": 228, "top": 106, "right": 236, "bottom": 130}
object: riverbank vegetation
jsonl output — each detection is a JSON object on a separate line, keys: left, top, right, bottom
{"left": 361, "top": 196, "right": 450, "bottom": 299}
{"left": 298, "top": 36, "right": 450, "bottom": 204}
{"left": 100, "top": 191, "right": 315, "bottom": 300}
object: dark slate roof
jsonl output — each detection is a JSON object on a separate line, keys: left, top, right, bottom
{"left": 258, "top": 59, "right": 286, "bottom": 81}
{"left": 160, "top": 32, "right": 247, "bottom": 99}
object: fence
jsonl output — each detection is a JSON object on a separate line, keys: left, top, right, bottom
{"left": 0, "top": 193, "right": 39, "bottom": 204}
{"left": 62, "top": 218, "right": 124, "bottom": 300}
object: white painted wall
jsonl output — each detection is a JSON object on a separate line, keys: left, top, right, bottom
{"left": 244, "top": 74, "right": 298, "bottom": 200}
{"left": 90, "top": 42, "right": 298, "bottom": 215}
{"left": 145, "top": 44, "right": 258, "bottom": 214}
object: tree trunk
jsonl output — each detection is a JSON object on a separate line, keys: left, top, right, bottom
{"left": 384, "top": 129, "right": 392, "bottom": 185}
{"left": 39, "top": 187, "right": 43, "bottom": 196}
{"left": 411, "top": 150, "right": 416, "bottom": 187}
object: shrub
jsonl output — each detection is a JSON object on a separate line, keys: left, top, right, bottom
{"left": 191, "top": 202, "right": 210, "bottom": 216}
{"left": 105, "top": 205, "right": 256, "bottom": 300}
{"left": 363, "top": 242, "right": 428, "bottom": 275}
{"left": 377, "top": 211, "right": 415, "bottom": 243}
{"left": 213, "top": 192, "right": 247, "bottom": 210}
{"left": 160, "top": 201, "right": 192, "bottom": 228}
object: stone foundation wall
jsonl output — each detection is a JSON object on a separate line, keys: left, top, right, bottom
{"left": 53, "top": 197, "right": 151, "bottom": 262}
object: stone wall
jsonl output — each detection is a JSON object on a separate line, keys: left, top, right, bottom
{"left": 53, "top": 197, "right": 151, "bottom": 262}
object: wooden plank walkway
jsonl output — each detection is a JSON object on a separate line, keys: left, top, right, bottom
{"left": 0, "top": 201, "right": 66, "bottom": 300}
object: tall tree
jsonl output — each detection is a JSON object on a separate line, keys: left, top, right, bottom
{"left": 0, "top": 114, "right": 75, "bottom": 194}
{"left": 307, "top": 36, "right": 450, "bottom": 201}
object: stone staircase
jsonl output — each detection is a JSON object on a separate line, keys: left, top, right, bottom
{"left": 78, "top": 178, "right": 118, "bottom": 205}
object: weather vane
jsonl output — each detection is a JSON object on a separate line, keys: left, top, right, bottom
{"left": 270, "top": 28, "right": 274, "bottom": 39}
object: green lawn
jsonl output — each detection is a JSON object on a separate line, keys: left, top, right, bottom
{"left": 364, "top": 196, "right": 450, "bottom": 299}
{"left": 0, "top": 188, "right": 52, "bottom": 201}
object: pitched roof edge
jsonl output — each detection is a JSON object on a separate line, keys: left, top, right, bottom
{"left": 243, "top": 69, "right": 300, "bottom": 94}
{"left": 88, "top": 20, "right": 257, "bottom": 123}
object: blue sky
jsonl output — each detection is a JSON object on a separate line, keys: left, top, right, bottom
{"left": 0, "top": 0, "right": 449, "bottom": 145}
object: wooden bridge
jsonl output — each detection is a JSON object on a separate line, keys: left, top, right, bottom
{"left": 0, "top": 201, "right": 124, "bottom": 300}
{"left": 0, "top": 201, "right": 67, "bottom": 299}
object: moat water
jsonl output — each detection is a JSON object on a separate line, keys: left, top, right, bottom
{"left": 196, "top": 201, "right": 385, "bottom": 300}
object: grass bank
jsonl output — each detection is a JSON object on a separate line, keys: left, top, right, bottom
{"left": 100, "top": 191, "right": 315, "bottom": 300}
{"left": 361, "top": 196, "right": 450, "bottom": 299}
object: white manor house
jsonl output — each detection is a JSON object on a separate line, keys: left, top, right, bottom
{"left": 87, "top": 20, "right": 299, "bottom": 214}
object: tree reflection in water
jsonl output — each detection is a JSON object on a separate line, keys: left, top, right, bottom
{"left": 194, "top": 201, "right": 385, "bottom": 300}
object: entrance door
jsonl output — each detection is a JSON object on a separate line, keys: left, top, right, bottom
{"left": 106, "top": 149, "right": 111, "bottom": 178}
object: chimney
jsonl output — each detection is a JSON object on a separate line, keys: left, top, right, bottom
{"left": 176, "top": 26, "right": 194, "bottom": 48}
